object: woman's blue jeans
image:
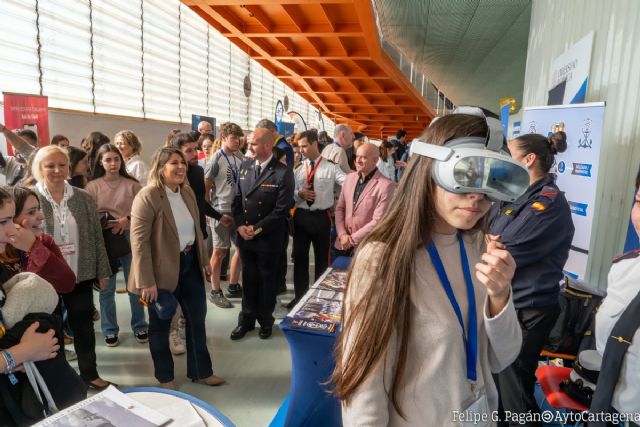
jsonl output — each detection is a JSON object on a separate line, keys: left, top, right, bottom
{"left": 99, "top": 230, "right": 148, "bottom": 337}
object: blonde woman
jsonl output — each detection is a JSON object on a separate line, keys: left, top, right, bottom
{"left": 32, "top": 145, "right": 114, "bottom": 390}
{"left": 129, "top": 147, "right": 223, "bottom": 389}
{"left": 114, "top": 130, "right": 149, "bottom": 185}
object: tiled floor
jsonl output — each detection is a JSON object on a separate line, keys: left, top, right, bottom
{"left": 80, "top": 266, "right": 296, "bottom": 427}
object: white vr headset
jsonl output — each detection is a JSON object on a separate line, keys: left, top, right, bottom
{"left": 409, "top": 106, "right": 530, "bottom": 202}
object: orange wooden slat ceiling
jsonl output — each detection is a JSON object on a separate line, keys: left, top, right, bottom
{"left": 183, "top": 0, "right": 435, "bottom": 139}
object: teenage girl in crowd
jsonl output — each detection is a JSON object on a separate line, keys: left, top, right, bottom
{"left": 81, "top": 132, "right": 110, "bottom": 179}
{"left": 0, "top": 187, "right": 60, "bottom": 405}
{"left": 0, "top": 186, "right": 75, "bottom": 294}
{"left": 333, "top": 113, "right": 522, "bottom": 426}
{"left": 32, "top": 146, "right": 114, "bottom": 390}
{"left": 114, "top": 130, "right": 149, "bottom": 186}
{"left": 85, "top": 144, "right": 148, "bottom": 348}
{"left": 67, "top": 146, "right": 90, "bottom": 189}
{"left": 376, "top": 140, "right": 396, "bottom": 181}
{"left": 199, "top": 133, "right": 216, "bottom": 169}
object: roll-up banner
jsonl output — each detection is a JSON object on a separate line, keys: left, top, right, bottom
{"left": 2, "top": 92, "right": 49, "bottom": 154}
{"left": 522, "top": 102, "right": 605, "bottom": 279}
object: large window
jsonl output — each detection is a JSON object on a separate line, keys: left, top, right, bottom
{"left": 0, "top": 0, "right": 332, "bottom": 130}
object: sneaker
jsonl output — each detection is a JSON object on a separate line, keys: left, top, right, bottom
{"left": 93, "top": 308, "right": 100, "bottom": 322}
{"left": 104, "top": 334, "right": 119, "bottom": 347}
{"left": 169, "top": 329, "right": 186, "bottom": 355}
{"left": 209, "top": 290, "right": 233, "bottom": 308}
{"left": 225, "top": 284, "right": 243, "bottom": 298}
{"left": 65, "top": 349, "right": 78, "bottom": 361}
{"left": 134, "top": 330, "right": 149, "bottom": 344}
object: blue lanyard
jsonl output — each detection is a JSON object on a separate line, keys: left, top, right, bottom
{"left": 220, "top": 150, "right": 238, "bottom": 183}
{"left": 426, "top": 233, "right": 478, "bottom": 382}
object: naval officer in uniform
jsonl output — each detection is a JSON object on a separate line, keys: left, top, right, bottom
{"left": 230, "top": 128, "right": 294, "bottom": 340}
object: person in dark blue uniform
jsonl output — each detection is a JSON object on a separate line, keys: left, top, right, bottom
{"left": 230, "top": 128, "right": 294, "bottom": 341}
{"left": 255, "top": 119, "right": 294, "bottom": 297}
{"left": 490, "top": 131, "right": 575, "bottom": 426}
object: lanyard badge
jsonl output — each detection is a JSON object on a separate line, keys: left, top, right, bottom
{"left": 427, "top": 233, "right": 478, "bottom": 385}
{"left": 220, "top": 150, "right": 239, "bottom": 184}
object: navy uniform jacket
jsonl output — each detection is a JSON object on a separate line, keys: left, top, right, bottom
{"left": 489, "top": 175, "right": 575, "bottom": 309}
{"left": 232, "top": 156, "right": 294, "bottom": 252}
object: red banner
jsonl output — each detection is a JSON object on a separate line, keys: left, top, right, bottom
{"left": 2, "top": 92, "right": 49, "bottom": 155}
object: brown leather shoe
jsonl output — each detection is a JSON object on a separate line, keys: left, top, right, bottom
{"left": 159, "top": 381, "right": 176, "bottom": 390}
{"left": 196, "top": 375, "right": 226, "bottom": 386}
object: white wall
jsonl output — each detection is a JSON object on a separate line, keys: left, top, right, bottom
{"left": 48, "top": 109, "right": 191, "bottom": 165}
{"left": 1, "top": 102, "right": 192, "bottom": 165}
{"left": 523, "top": 0, "right": 640, "bottom": 288}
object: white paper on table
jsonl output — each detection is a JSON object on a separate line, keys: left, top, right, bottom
{"left": 154, "top": 400, "right": 206, "bottom": 427}
{"left": 34, "top": 386, "right": 172, "bottom": 426}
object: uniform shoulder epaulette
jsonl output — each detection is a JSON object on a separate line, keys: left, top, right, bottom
{"left": 529, "top": 185, "right": 560, "bottom": 214}
{"left": 540, "top": 185, "right": 559, "bottom": 201}
{"left": 612, "top": 249, "right": 640, "bottom": 264}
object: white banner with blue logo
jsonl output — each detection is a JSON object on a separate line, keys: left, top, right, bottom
{"left": 523, "top": 102, "right": 605, "bottom": 279}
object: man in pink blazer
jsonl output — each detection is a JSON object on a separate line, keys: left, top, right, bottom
{"left": 335, "top": 143, "right": 394, "bottom": 256}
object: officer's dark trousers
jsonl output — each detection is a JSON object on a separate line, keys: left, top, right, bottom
{"left": 238, "top": 245, "right": 280, "bottom": 328}
{"left": 497, "top": 303, "right": 560, "bottom": 427}
{"left": 148, "top": 250, "right": 213, "bottom": 383}
{"left": 293, "top": 208, "right": 331, "bottom": 301}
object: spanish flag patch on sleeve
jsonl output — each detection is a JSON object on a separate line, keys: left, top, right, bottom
{"left": 531, "top": 201, "right": 546, "bottom": 212}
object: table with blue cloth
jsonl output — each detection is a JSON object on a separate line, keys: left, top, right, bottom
{"left": 271, "top": 257, "right": 351, "bottom": 427}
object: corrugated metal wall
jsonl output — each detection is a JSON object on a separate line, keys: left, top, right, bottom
{"left": 523, "top": 0, "right": 640, "bottom": 288}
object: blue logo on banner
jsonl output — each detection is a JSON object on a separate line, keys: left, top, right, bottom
{"left": 569, "top": 201, "right": 588, "bottom": 217}
{"left": 571, "top": 163, "right": 592, "bottom": 177}
{"left": 557, "top": 161, "right": 566, "bottom": 174}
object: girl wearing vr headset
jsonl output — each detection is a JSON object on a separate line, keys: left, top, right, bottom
{"left": 333, "top": 111, "right": 523, "bottom": 426}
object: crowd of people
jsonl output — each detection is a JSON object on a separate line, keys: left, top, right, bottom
{"left": 0, "top": 106, "right": 636, "bottom": 426}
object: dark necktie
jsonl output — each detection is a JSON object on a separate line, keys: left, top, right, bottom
{"left": 307, "top": 160, "right": 314, "bottom": 207}
{"left": 255, "top": 164, "right": 261, "bottom": 179}
{"left": 589, "top": 288, "right": 640, "bottom": 425}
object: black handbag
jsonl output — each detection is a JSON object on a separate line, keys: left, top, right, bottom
{"left": 544, "top": 281, "right": 604, "bottom": 355}
{"left": 99, "top": 212, "right": 131, "bottom": 260}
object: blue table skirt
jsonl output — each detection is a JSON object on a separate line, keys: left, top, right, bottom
{"left": 271, "top": 257, "right": 351, "bottom": 427}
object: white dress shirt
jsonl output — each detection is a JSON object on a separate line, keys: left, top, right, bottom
{"left": 255, "top": 155, "right": 274, "bottom": 174}
{"left": 294, "top": 156, "right": 347, "bottom": 211}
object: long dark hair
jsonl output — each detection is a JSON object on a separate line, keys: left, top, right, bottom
{"left": 1, "top": 186, "right": 40, "bottom": 262}
{"left": 0, "top": 187, "right": 13, "bottom": 210}
{"left": 91, "top": 144, "right": 138, "bottom": 182}
{"left": 512, "top": 131, "right": 567, "bottom": 174}
{"left": 81, "top": 131, "right": 110, "bottom": 177}
{"left": 332, "top": 114, "right": 490, "bottom": 417}
{"left": 6, "top": 186, "right": 39, "bottom": 217}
